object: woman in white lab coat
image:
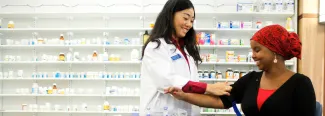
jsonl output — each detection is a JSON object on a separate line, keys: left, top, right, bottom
{"left": 140, "top": 0, "right": 232, "bottom": 115}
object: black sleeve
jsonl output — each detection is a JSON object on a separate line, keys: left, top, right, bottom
{"left": 220, "top": 71, "right": 257, "bottom": 108}
{"left": 293, "top": 75, "right": 316, "bottom": 116}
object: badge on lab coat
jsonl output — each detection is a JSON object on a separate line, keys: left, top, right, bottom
{"left": 171, "top": 54, "right": 182, "bottom": 61}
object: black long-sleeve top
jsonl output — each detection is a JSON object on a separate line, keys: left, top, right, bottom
{"left": 220, "top": 71, "right": 316, "bottom": 116}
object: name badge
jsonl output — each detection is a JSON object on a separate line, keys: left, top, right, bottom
{"left": 171, "top": 54, "right": 182, "bottom": 61}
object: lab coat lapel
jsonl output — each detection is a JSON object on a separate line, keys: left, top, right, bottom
{"left": 184, "top": 48, "right": 198, "bottom": 81}
{"left": 167, "top": 44, "right": 191, "bottom": 79}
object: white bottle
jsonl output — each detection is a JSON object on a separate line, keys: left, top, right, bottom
{"left": 247, "top": 52, "right": 253, "bottom": 62}
{"left": 103, "top": 52, "right": 109, "bottom": 61}
{"left": 266, "top": 0, "right": 272, "bottom": 12}
{"left": 286, "top": 0, "right": 294, "bottom": 12}
{"left": 0, "top": 18, "right": 2, "bottom": 28}
{"left": 130, "top": 49, "right": 139, "bottom": 61}
{"left": 163, "top": 106, "right": 168, "bottom": 116}
{"left": 32, "top": 83, "right": 39, "bottom": 94}
{"left": 262, "top": 0, "right": 268, "bottom": 12}
{"left": 66, "top": 53, "right": 72, "bottom": 61}
{"left": 275, "top": 0, "right": 283, "bottom": 12}
{"left": 145, "top": 107, "right": 151, "bottom": 116}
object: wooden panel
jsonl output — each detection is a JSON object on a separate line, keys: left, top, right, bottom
{"left": 298, "top": 0, "right": 319, "bottom": 14}
{"left": 298, "top": 17, "right": 325, "bottom": 103}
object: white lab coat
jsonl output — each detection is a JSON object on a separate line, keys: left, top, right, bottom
{"left": 140, "top": 38, "right": 200, "bottom": 116}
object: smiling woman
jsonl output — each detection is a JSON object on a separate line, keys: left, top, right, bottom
{"left": 140, "top": 0, "right": 231, "bottom": 115}
{"left": 165, "top": 25, "right": 316, "bottom": 116}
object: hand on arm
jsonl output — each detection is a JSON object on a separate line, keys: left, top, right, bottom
{"left": 164, "top": 87, "right": 226, "bottom": 109}
{"left": 206, "top": 82, "right": 232, "bottom": 96}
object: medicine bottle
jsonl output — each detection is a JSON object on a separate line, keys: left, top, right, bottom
{"left": 216, "top": 70, "right": 223, "bottom": 79}
{"left": 233, "top": 70, "right": 240, "bottom": 79}
{"left": 103, "top": 101, "right": 110, "bottom": 110}
{"left": 226, "top": 68, "right": 233, "bottom": 79}
{"left": 209, "top": 70, "right": 216, "bottom": 79}
{"left": 59, "top": 53, "right": 65, "bottom": 61}
{"left": 52, "top": 83, "right": 57, "bottom": 94}
{"left": 143, "top": 30, "right": 149, "bottom": 44}
{"left": 8, "top": 21, "right": 14, "bottom": 28}
{"left": 240, "top": 70, "right": 247, "bottom": 78}
{"left": 203, "top": 70, "right": 209, "bottom": 78}
{"left": 59, "top": 34, "right": 64, "bottom": 45}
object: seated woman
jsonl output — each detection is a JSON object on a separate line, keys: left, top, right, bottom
{"left": 165, "top": 25, "right": 316, "bottom": 116}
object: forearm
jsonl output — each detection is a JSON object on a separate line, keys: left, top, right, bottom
{"left": 183, "top": 93, "right": 225, "bottom": 109}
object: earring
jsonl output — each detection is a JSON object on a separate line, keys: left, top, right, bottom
{"left": 273, "top": 54, "right": 278, "bottom": 63}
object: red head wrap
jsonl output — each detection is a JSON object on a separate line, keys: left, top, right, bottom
{"left": 251, "top": 25, "right": 301, "bottom": 60}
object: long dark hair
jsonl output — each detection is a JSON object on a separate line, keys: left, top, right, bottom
{"left": 141, "top": 0, "right": 202, "bottom": 65}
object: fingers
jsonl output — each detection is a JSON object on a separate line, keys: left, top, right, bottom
{"left": 225, "top": 85, "right": 232, "bottom": 92}
{"left": 223, "top": 92, "right": 230, "bottom": 96}
{"left": 164, "top": 87, "right": 181, "bottom": 94}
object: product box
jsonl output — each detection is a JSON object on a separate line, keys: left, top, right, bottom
{"left": 237, "top": 3, "right": 254, "bottom": 12}
{"left": 226, "top": 51, "right": 235, "bottom": 62}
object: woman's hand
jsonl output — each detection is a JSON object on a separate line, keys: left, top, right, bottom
{"left": 164, "top": 87, "right": 187, "bottom": 100}
{"left": 206, "top": 82, "right": 232, "bottom": 96}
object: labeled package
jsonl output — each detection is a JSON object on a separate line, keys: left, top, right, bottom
{"left": 226, "top": 51, "right": 235, "bottom": 62}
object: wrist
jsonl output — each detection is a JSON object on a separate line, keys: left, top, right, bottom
{"left": 182, "top": 93, "right": 189, "bottom": 101}
{"left": 206, "top": 84, "right": 211, "bottom": 93}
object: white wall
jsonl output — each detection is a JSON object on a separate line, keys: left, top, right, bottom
{"left": 320, "top": 0, "right": 325, "bottom": 23}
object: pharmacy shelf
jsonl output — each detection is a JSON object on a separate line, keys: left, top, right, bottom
{"left": 0, "top": 110, "right": 139, "bottom": 114}
{"left": 0, "top": 28, "right": 152, "bottom": 33}
{"left": 201, "top": 62, "right": 294, "bottom": 66}
{"left": 0, "top": 78, "right": 140, "bottom": 81}
{"left": 0, "top": 45, "right": 143, "bottom": 49}
{"left": 144, "top": 12, "right": 295, "bottom": 18}
{"left": 0, "top": 12, "right": 294, "bottom": 18}
{"left": 0, "top": 61, "right": 293, "bottom": 66}
{"left": 0, "top": 28, "right": 294, "bottom": 33}
{"left": 1, "top": 45, "right": 249, "bottom": 50}
{"left": 0, "top": 61, "right": 142, "bottom": 64}
{"left": 0, "top": 94, "right": 140, "bottom": 97}
{"left": 199, "top": 45, "right": 250, "bottom": 49}
{"left": 201, "top": 112, "right": 243, "bottom": 115}
{"left": 199, "top": 79, "right": 238, "bottom": 82}
{"left": 195, "top": 28, "right": 294, "bottom": 32}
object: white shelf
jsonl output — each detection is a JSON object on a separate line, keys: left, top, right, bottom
{"left": 1, "top": 45, "right": 249, "bottom": 50}
{"left": 0, "top": 28, "right": 294, "bottom": 33}
{"left": 0, "top": 28, "right": 152, "bottom": 32}
{"left": 201, "top": 112, "right": 243, "bottom": 115}
{"left": 0, "top": 78, "right": 140, "bottom": 81}
{"left": 0, "top": 110, "right": 139, "bottom": 114}
{"left": 194, "top": 28, "right": 294, "bottom": 32}
{"left": 0, "top": 61, "right": 142, "bottom": 64}
{"left": 199, "top": 45, "right": 251, "bottom": 49}
{"left": 144, "top": 12, "right": 295, "bottom": 18}
{"left": 0, "top": 45, "right": 143, "bottom": 49}
{"left": 0, "top": 12, "right": 294, "bottom": 18}
{"left": 201, "top": 62, "right": 294, "bottom": 66}
{"left": 0, "top": 61, "right": 293, "bottom": 66}
{"left": 199, "top": 79, "right": 238, "bottom": 82}
{"left": 0, "top": 94, "right": 140, "bottom": 97}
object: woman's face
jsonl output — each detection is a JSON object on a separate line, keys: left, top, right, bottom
{"left": 250, "top": 40, "right": 275, "bottom": 70}
{"left": 173, "top": 8, "right": 194, "bottom": 38}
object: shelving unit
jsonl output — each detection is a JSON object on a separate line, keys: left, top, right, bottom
{"left": 0, "top": 78, "right": 140, "bottom": 81}
{"left": 200, "top": 112, "right": 244, "bottom": 115}
{"left": 0, "top": 110, "right": 139, "bottom": 114}
{"left": 0, "top": 94, "right": 140, "bottom": 97}
{"left": 0, "top": 0, "right": 298, "bottom": 116}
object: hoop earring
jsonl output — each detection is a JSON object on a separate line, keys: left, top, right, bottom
{"left": 273, "top": 53, "right": 278, "bottom": 63}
